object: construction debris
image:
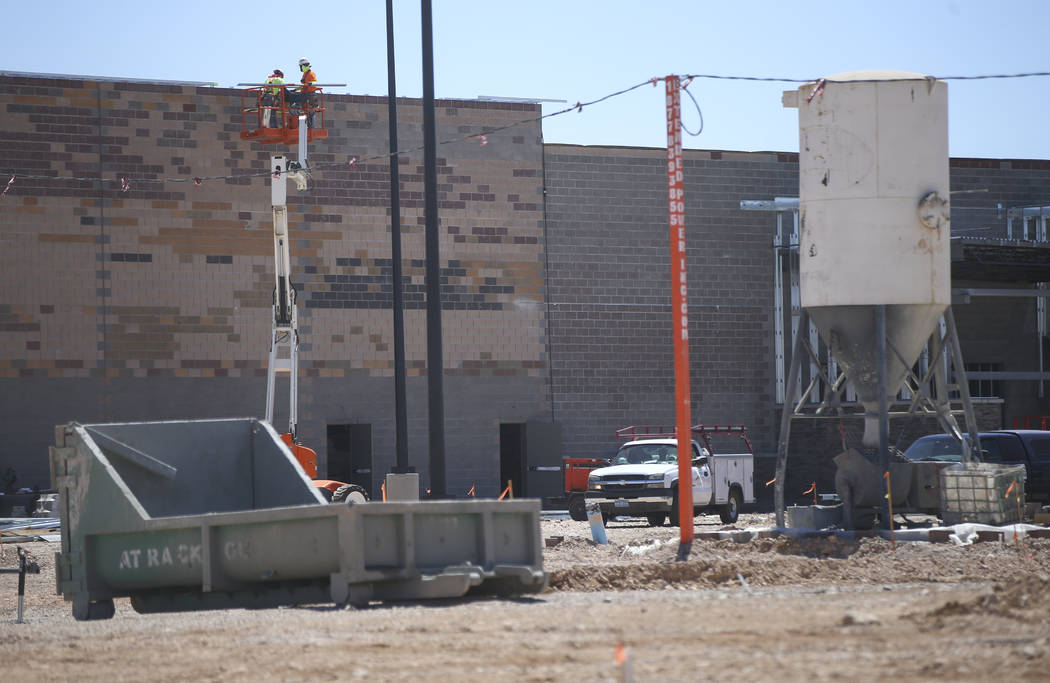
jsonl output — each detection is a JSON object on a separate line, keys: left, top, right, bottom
{"left": 0, "top": 518, "right": 61, "bottom": 543}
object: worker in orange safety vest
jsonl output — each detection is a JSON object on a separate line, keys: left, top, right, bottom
{"left": 287, "top": 58, "right": 318, "bottom": 128}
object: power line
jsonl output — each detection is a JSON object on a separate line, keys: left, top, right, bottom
{"left": 1, "top": 70, "right": 1048, "bottom": 193}
{"left": 683, "top": 71, "right": 1050, "bottom": 83}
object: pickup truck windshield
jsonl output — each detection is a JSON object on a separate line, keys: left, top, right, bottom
{"left": 612, "top": 444, "right": 676, "bottom": 465}
{"left": 611, "top": 443, "right": 701, "bottom": 466}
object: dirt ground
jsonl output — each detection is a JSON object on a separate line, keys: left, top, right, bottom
{"left": 3, "top": 512, "right": 1050, "bottom": 681}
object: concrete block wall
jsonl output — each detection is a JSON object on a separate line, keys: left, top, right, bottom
{"left": 543, "top": 145, "right": 798, "bottom": 461}
{"left": 0, "top": 75, "right": 550, "bottom": 492}
{"left": 3, "top": 72, "right": 1047, "bottom": 498}
{"left": 948, "top": 157, "right": 1050, "bottom": 235}
{"left": 543, "top": 144, "right": 1049, "bottom": 486}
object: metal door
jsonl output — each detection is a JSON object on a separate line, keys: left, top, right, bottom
{"left": 525, "top": 421, "right": 563, "bottom": 501}
{"left": 326, "top": 424, "right": 373, "bottom": 496}
{"left": 691, "top": 443, "right": 713, "bottom": 506}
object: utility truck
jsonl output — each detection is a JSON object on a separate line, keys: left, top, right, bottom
{"left": 585, "top": 425, "right": 755, "bottom": 526}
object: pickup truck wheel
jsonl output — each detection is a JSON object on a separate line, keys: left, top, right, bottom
{"left": 646, "top": 513, "right": 666, "bottom": 527}
{"left": 719, "top": 487, "right": 742, "bottom": 524}
{"left": 567, "top": 493, "right": 588, "bottom": 522}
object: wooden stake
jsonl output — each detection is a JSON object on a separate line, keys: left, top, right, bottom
{"left": 883, "top": 470, "right": 895, "bottom": 550}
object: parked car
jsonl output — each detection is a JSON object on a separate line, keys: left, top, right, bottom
{"left": 902, "top": 430, "right": 1050, "bottom": 502}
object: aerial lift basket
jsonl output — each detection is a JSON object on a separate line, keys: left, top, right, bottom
{"left": 240, "top": 86, "right": 329, "bottom": 144}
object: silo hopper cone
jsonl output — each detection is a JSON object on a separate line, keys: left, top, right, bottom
{"left": 807, "top": 303, "right": 946, "bottom": 446}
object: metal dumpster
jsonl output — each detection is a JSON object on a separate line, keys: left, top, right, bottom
{"left": 50, "top": 419, "right": 547, "bottom": 620}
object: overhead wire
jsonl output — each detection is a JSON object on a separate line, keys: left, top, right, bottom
{"left": 679, "top": 77, "right": 703, "bottom": 137}
{"left": 681, "top": 71, "right": 1050, "bottom": 83}
{"left": 1, "top": 69, "right": 1048, "bottom": 193}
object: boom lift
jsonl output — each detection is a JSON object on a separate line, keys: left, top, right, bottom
{"left": 239, "top": 84, "right": 329, "bottom": 145}
{"left": 240, "top": 85, "right": 366, "bottom": 504}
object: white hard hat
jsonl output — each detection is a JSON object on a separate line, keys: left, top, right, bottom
{"left": 298, "top": 58, "right": 310, "bottom": 66}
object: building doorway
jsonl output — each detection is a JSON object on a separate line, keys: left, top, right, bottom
{"left": 326, "top": 423, "right": 373, "bottom": 497}
{"left": 499, "top": 421, "right": 563, "bottom": 501}
{"left": 499, "top": 423, "right": 525, "bottom": 498}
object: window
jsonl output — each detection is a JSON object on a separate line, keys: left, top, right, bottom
{"left": 991, "top": 435, "right": 1027, "bottom": 464}
{"left": 964, "top": 362, "right": 1002, "bottom": 399}
{"left": 1028, "top": 437, "right": 1050, "bottom": 462}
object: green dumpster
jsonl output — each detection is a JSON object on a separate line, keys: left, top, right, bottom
{"left": 50, "top": 419, "right": 546, "bottom": 620}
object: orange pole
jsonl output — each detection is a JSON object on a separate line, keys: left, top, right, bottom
{"left": 666, "top": 75, "right": 693, "bottom": 549}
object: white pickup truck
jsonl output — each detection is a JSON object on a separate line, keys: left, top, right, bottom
{"left": 585, "top": 425, "right": 755, "bottom": 527}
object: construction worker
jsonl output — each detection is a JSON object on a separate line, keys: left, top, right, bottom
{"left": 287, "top": 58, "right": 318, "bottom": 128}
{"left": 262, "top": 69, "right": 284, "bottom": 128}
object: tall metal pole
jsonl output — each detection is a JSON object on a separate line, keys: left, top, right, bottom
{"left": 666, "top": 76, "right": 693, "bottom": 560}
{"left": 876, "top": 305, "right": 891, "bottom": 527}
{"left": 421, "top": 0, "right": 446, "bottom": 497}
{"left": 386, "top": 0, "right": 409, "bottom": 473}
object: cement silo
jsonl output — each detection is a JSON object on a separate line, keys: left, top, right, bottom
{"left": 787, "top": 70, "right": 951, "bottom": 448}
{"left": 773, "top": 71, "right": 983, "bottom": 528}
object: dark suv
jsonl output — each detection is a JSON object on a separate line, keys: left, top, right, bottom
{"left": 902, "top": 430, "right": 1050, "bottom": 502}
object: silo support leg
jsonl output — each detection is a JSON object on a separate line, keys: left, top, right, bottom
{"left": 775, "top": 310, "right": 809, "bottom": 528}
{"left": 944, "top": 307, "right": 981, "bottom": 464}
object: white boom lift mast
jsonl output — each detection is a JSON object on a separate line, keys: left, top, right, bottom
{"left": 264, "top": 116, "right": 310, "bottom": 437}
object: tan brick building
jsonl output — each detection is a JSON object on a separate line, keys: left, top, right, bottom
{"left": 0, "top": 74, "right": 550, "bottom": 497}
{"left": 3, "top": 73, "right": 1048, "bottom": 505}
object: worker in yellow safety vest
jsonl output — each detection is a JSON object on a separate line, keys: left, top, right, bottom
{"left": 262, "top": 69, "right": 284, "bottom": 128}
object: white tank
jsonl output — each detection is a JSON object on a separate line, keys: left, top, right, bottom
{"left": 790, "top": 69, "right": 950, "bottom": 307}
{"left": 783, "top": 70, "right": 950, "bottom": 447}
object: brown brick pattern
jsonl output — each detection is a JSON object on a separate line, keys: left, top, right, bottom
{"left": 0, "top": 76, "right": 547, "bottom": 383}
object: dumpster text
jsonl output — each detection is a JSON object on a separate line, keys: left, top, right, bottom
{"left": 118, "top": 544, "right": 202, "bottom": 570}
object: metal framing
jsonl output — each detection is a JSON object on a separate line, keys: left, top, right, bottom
{"left": 743, "top": 197, "right": 992, "bottom": 525}
{"left": 771, "top": 307, "right": 980, "bottom": 525}
{"left": 952, "top": 284, "right": 1050, "bottom": 398}
{"left": 1006, "top": 205, "right": 1050, "bottom": 241}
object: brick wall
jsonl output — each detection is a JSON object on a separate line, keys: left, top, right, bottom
{"left": 0, "top": 75, "right": 550, "bottom": 491}
{"left": 543, "top": 144, "right": 1049, "bottom": 502}
{"left": 3, "top": 73, "right": 1047, "bottom": 497}
{"left": 543, "top": 146, "right": 798, "bottom": 461}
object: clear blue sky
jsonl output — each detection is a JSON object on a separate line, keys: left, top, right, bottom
{"left": 7, "top": 0, "right": 1049, "bottom": 159}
